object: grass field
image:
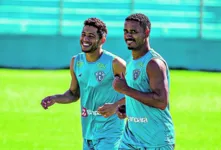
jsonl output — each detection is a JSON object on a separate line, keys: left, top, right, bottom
{"left": 0, "top": 69, "right": 221, "bottom": 150}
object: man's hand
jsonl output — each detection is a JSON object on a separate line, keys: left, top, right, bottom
{"left": 97, "top": 103, "right": 118, "bottom": 118}
{"left": 112, "top": 73, "right": 129, "bottom": 94}
{"left": 41, "top": 96, "right": 56, "bottom": 109}
{"left": 116, "top": 105, "right": 127, "bottom": 119}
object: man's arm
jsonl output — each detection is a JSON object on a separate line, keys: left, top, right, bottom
{"left": 112, "top": 56, "right": 126, "bottom": 77}
{"left": 114, "top": 58, "right": 168, "bottom": 110}
{"left": 97, "top": 56, "right": 126, "bottom": 117}
{"left": 112, "top": 56, "right": 126, "bottom": 106}
{"left": 51, "top": 56, "right": 80, "bottom": 104}
{"left": 41, "top": 56, "right": 80, "bottom": 109}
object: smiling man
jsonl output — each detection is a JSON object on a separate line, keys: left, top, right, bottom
{"left": 41, "top": 18, "right": 126, "bottom": 150}
{"left": 113, "top": 13, "right": 175, "bottom": 150}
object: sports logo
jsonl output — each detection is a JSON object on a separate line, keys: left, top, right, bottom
{"left": 97, "top": 63, "right": 105, "bottom": 69}
{"left": 95, "top": 71, "right": 105, "bottom": 82}
{"left": 128, "top": 116, "right": 148, "bottom": 123}
{"left": 82, "top": 107, "right": 88, "bottom": 117}
{"left": 137, "top": 62, "right": 143, "bottom": 67}
{"left": 133, "top": 69, "right": 140, "bottom": 80}
{"left": 77, "top": 61, "right": 83, "bottom": 67}
{"left": 81, "top": 107, "right": 100, "bottom": 117}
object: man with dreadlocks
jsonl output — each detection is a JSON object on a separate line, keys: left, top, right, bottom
{"left": 41, "top": 18, "right": 126, "bottom": 150}
{"left": 113, "top": 13, "right": 175, "bottom": 150}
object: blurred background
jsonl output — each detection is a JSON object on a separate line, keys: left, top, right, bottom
{"left": 0, "top": 0, "right": 221, "bottom": 150}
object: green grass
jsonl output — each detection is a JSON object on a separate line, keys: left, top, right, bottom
{"left": 0, "top": 69, "right": 221, "bottom": 150}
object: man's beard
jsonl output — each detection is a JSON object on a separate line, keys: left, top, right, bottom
{"left": 127, "top": 41, "right": 144, "bottom": 51}
{"left": 127, "top": 46, "right": 134, "bottom": 50}
{"left": 82, "top": 43, "right": 98, "bottom": 53}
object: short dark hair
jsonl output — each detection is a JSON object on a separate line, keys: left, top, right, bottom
{"left": 84, "top": 18, "right": 108, "bottom": 39}
{"left": 125, "top": 13, "right": 151, "bottom": 31}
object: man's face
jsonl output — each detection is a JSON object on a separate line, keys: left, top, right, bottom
{"left": 124, "top": 20, "right": 146, "bottom": 50}
{"left": 80, "top": 25, "right": 101, "bottom": 53}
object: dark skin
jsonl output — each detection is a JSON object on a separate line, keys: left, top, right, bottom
{"left": 113, "top": 20, "right": 168, "bottom": 120}
{"left": 80, "top": 25, "right": 103, "bottom": 61}
{"left": 40, "top": 57, "right": 80, "bottom": 108}
{"left": 41, "top": 25, "right": 126, "bottom": 118}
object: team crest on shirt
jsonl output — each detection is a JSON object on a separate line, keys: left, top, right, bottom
{"left": 95, "top": 71, "right": 105, "bottom": 82}
{"left": 133, "top": 69, "right": 140, "bottom": 80}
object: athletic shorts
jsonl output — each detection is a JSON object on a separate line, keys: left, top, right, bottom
{"left": 83, "top": 137, "right": 121, "bottom": 150}
{"left": 118, "top": 140, "right": 175, "bottom": 150}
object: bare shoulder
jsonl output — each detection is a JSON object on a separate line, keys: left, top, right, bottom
{"left": 112, "top": 56, "right": 126, "bottom": 76}
{"left": 70, "top": 55, "right": 78, "bottom": 76}
{"left": 147, "top": 58, "right": 166, "bottom": 75}
{"left": 113, "top": 56, "right": 126, "bottom": 66}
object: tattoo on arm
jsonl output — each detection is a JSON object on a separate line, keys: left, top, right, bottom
{"left": 53, "top": 86, "right": 80, "bottom": 104}
{"left": 66, "top": 86, "right": 80, "bottom": 102}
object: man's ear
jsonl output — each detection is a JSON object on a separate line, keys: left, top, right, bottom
{"left": 145, "top": 28, "right": 150, "bottom": 37}
{"left": 101, "top": 37, "right": 106, "bottom": 44}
